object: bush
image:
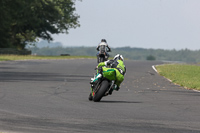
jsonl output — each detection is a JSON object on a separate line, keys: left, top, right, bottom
{"left": 146, "top": 55, "right": 156, "bottom": 60}
{"left": 0, "top": 48, "right": 31, "bottom": 55}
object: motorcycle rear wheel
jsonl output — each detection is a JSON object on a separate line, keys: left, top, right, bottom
{"left": 100, "top": 57, "right": 105, "bottom": 62}
{"left": 93, "top": 80, "right": 109, "bottom": 102}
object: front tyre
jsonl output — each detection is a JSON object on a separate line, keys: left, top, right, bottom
{"left": 88, "top": 93, "right": 93, "bottom": 101}
{"left": 93, "top": 80, "right": 109, "bottom": 102}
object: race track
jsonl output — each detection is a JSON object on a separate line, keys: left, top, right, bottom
{"left": 0, "top": 59, "right": 200, "bottom": 133}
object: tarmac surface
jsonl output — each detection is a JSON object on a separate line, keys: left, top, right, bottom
{"left": 0, "top": 59, "right": 200, "bottom": 133}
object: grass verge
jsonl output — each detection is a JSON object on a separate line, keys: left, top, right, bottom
{"left": 0, "top": 55, "right": 96, "bottom": 61}
{"left": 156, "top": 64, "right": 200, "bottom": 91}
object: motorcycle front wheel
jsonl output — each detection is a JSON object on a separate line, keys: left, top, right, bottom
{"left": 93, "top": 80, "right": 109, "bottom": 102}
{"left": 88, "top": 93, "right": 93, "bottom": 101}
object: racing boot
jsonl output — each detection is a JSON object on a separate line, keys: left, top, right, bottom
{"left": 113, "top": 84, "right": 120, "bottom": 91}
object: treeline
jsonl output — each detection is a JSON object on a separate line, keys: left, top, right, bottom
{"left": 28, "top": 46, "right": 200, "bottom": 63}
{"left": 113, "top": 47, "right": 200, "bottom": 62}
{"left": 0, "top": 0, "right": 79, "bottom": 50}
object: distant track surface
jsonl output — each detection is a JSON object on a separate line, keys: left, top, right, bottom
{"left": 0, "top": 59, "right": 200, "bottom": 133}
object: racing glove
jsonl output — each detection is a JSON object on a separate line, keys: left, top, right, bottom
{"left": 105, "top": 60, "right": 110, "bottom": 66}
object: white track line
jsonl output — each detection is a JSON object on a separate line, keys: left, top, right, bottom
{"left": 152, "top": 65, "right": 158, "bottom": 73}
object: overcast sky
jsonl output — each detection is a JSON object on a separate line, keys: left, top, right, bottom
{"left": 52, "top": 0, "right": 200, "bottom": 50}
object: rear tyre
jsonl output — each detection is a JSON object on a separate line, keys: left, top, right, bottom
{"left": 100, "top": 57, "right": 105, "bottom": 62}
{"left": 93, "top": 80, "right": 109, "bottom": 102}
{"left": 97, "top": 55, "right": 100, "bottom": 63}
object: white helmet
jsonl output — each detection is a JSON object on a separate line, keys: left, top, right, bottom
{"left": 114, "top": 54, "right": 124, "bottom": 61}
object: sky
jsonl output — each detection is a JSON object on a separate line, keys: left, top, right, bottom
{"left": 52, "top": 0, "right": 200, "bottom": 50}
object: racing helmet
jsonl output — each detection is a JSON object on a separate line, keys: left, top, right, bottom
{"left": 114, "top": 54, "right": 124, "bottom": 61}
{"left": 101, "top": 39, "right": 107, "bottom": 43}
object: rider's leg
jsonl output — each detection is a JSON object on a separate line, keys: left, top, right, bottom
{"left": 114, "top": 70, "right": 125, "bottom": 91}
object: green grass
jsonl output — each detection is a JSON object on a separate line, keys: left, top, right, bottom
{"left": 0, "top": 55, "right": 96, "bottom": 61}
{"left": 156, "top": 64, "right": 200, "bottom": 90}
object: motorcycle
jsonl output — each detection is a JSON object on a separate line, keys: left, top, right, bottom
{"left": 96, "top": 45, "right": 110, "bottom": 63}
{"left": 88, "top": 64, "right": 115, "bottom": 102}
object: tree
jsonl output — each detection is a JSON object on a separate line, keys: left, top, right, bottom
{"left": 0, "top": 0, "right": 80, "bottom": 49}
{"left": 146, "top": 55, "right": 156, "bottom": 61}
{"left": 0, "top": 0, "right": 13, "bottom": 48}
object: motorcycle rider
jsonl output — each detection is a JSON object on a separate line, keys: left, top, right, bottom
{"left": 91, "top": 54, "right": 126, "bottom": 95}
{"left": 96, "top": 39, "right": 111, "bottom": 59}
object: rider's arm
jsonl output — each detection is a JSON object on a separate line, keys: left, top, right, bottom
{"left": 107, "top": 45, "right": 111, "bottom": 52}
{"left": 98, "top": 62, "right": 106, "bottom": 67}
{"left": 96, "top": 46, "right": 100, "bottom": 51}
